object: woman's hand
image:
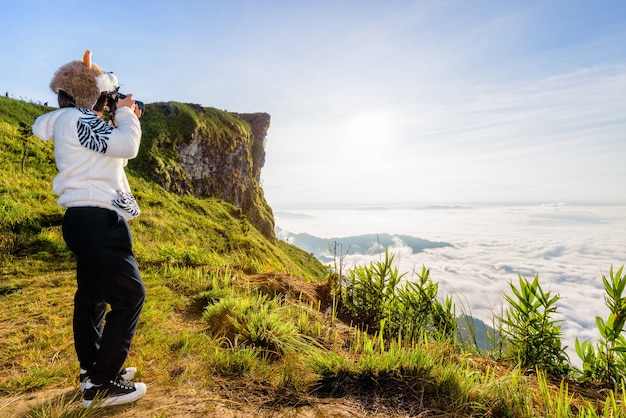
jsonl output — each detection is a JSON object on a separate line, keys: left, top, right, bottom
{"left": 116, "top": 94, "right": 136, "bottom": 112}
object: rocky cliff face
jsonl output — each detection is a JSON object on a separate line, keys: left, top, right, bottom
{"left": 132, "top": 103, "right": 275, "bottom": 240}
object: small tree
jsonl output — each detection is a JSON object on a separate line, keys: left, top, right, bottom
{"left": 500, "top": 274, "right": 569, "bottom": 377}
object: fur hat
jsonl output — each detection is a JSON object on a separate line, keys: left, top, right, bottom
{"left": 50, "top": 50, "right": 119, "bottom": 108}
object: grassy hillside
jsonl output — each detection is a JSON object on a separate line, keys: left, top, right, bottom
{"left": 0, "top": 96, "right": 323, "bottom": 279}
{"left": 1, "top": 96, "right": 625, "bottom": 417}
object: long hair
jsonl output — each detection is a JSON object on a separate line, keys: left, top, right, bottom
{"left": 92, "top": 92, "right": 108, "bottom": 112}
{"left": 57, "top": 90, "right": 76, "bottom": 108}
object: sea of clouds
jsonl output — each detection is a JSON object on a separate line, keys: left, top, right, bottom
{"left": 275, "top": 203, "right": 626, "bottom": 366}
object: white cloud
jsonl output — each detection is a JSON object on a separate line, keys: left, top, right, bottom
{"left": 275, "top": 204, "right": 626, "bottom": 365}
{"left": 263, "top": 61, "right": 626, "bottom": 206}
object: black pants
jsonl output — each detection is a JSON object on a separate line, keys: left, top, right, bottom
{"left": 62, "top": 207, "right": 145, "bottom": 384}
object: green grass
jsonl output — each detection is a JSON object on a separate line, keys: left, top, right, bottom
{"left": 2, "top": 96, "right": 626, "bottom": 417}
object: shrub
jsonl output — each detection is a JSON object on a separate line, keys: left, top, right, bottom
{"left": 394, "top": 266, "right": 456, "bottom": 340}
{"left": 499, "top": 274, "right": 570, "bottom": 377}
{"left": 203, "top": 293, "right": 316, "bottom": 360}
{"left": 576, "top": 265, "right": 626, "bottom": 388}
{"left": 337, "top": 249, "right": 455, "bottom": 341}
{"left": 341, "top": 249, "right": 405, "bottom": 331}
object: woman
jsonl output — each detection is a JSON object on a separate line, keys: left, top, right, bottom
{"left": 32, "top": 50, "right": 147, "bottom": 408}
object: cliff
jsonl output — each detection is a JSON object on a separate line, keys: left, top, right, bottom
{"left": 131, "top": 102, "right": 275, "bottom": 240}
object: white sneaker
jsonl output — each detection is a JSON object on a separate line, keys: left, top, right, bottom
{"left": 79, "top": 367, "right": 137, "bottom": 391}
{"left": 82, "top": 376, "right": 147, "bottom": 408}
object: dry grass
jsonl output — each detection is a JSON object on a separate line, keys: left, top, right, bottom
{"left": 0, "top": 267, "right": 429, "bottom": 418}
{"left": 1, "top": 265, "right": 622, "bottom": 418}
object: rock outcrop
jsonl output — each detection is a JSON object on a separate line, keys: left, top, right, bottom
{"left": 131, "top": 102, "right": 275, "bottom": 240}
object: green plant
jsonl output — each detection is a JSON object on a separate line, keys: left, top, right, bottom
{"left": 394, "top": 266, "right": 456, "bottom": 340}
{"left": 499, "top": 274, "right": 570, "bottom": 377}
{"left": 208, "top": 345, "right": 259, "bottom": 377}
{"left": 203, "top": 293, "right": 318, "bottom": 360}
{"left": 576, "top": 265, "right": 626, "bottom": 388}
{"left": 337, "top": 250, "right": 455, "bottom": 341}
{"left": 327, "top": 240, "right": 350, "bottom": 324}
{"left": 341, "top": 249, "right": 405, "bottom": 332}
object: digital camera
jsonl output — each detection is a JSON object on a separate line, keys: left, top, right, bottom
{"left": 106, "top": 91, "right": 144, "bottom": 117}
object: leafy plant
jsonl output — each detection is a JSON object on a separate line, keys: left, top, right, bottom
{"left": 336, "top": 249, "right": 455, "bottom": 341}
{"left": 341, "top": 249, "right": 404, "bottom": 332}
{"left": 499, "top": 274, "right": 570, "bottom": 377}
{"left": 576, "top": 265, "right": 626, "bottom": 388}
{"left": 394, "top": 266, "right": 457, "bottom": 340}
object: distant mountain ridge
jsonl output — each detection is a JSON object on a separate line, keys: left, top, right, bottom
{"left": 276, "top": 227, "right": 453, "bottom": 263}
{"left": 276, "top": 227, "right": 498, "bottom": 350}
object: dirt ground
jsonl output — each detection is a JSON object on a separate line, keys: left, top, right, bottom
{"left": 0, "top": 384, "right": 415, "bottom": 418}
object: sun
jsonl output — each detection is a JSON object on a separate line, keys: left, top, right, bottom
{"left": 337, "top": 110, "right": 395, "bottom": 162}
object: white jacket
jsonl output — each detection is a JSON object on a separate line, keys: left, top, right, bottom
{"left": 32, "top": 106, "right": 142, "bottom": 220}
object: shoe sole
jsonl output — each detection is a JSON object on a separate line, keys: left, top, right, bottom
{"left": 82, "top": 382, "right": 147, "bottom": 408}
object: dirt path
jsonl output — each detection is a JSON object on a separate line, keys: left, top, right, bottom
{"left": 1, "top": 385, "right": 399, "bottom": 418}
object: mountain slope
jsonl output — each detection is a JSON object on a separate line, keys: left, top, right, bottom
{"left": 0, "top": 95, "right": 326, "bottom": 279}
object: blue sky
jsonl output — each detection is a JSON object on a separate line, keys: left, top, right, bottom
{"left": 2, "top": 1, "right": 626, "bottom": 208}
